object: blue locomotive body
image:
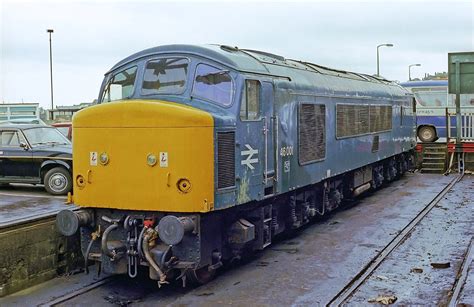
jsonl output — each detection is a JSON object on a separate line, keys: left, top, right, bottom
{"left": 105, "top": 44, "right": 416, "bottom": 210}
{"left": 59, "top": 44, "right": 416, "bottom": 285}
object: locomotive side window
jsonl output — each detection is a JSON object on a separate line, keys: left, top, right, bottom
{"left": 101, "top": 66, "right": 137, "bottom": 103}
{"left": 240, "top": 80, "right": 261, "bottom": 121}
{"left": 192, "top": 64, "right": 233, "bottom": 106}
{"left": 141, "top": 58, "right": 189, "bottom": 95}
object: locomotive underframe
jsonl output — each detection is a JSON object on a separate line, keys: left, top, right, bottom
{"left": 77, "top": 150, "right": 414, "bottom": 285}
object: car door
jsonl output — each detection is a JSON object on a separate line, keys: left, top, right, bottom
{"left": 0, "top": 129, "right": 32, "bottom": 179}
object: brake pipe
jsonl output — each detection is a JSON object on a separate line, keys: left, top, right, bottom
{"left": 101, "top": 223, "right": 119, "bottom": 260}
{"left": 142, "top": 228, "right": 168, "bottom": 286}
{"left": 85, "top": 228, "right": 101, "bottom": 274}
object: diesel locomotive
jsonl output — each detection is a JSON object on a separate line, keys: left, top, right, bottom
{"left": 56, "top": 44, "right": 416, "bottom": 285}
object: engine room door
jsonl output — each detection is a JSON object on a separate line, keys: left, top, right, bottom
{"left": 261, "top": 81, "right": 275, "bottom": 196}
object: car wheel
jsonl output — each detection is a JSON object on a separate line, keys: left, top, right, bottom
{"left": 44, "top": 167, "right": 72, "bottom": 195}
{"left": 418, "top": 126, "right": 436, "bottom": 143}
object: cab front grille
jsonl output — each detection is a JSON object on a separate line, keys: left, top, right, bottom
{"left": 217, "top": 131, "right": 235, "bottom": 189}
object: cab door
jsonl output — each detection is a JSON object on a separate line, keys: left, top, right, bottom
{"left": 237, "top": 79, "right": 275, "bottom": 204}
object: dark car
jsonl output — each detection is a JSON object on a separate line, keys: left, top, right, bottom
{"left": 0, "top": 124, "right": 72, "bottom": 195}
{"left": 52, "top": 122, "right": 72, "bottom": 140}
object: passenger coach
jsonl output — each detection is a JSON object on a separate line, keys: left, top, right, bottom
{"left": 57, "top": 45, "right": 416, "bottom": 285}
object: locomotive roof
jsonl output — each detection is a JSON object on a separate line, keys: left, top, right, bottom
{"left": 109, "top": 44, "right": 396, "bottom": 87}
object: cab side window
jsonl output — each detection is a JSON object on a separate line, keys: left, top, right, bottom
{"left": 192, "top": 64, "right": 233, "bottom": 106}
{"left": 101, "top": 66, "right": 138, "bottom": 103}
{"left": 142, "top": 58, "right": 189, "bottom": 95}
{"left": 240, "top": 80, "right": 260, "bottom": 121}
{"left": 0, "top": 131, "right": 21, "bottom": 147}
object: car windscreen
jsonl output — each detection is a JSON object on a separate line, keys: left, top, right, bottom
{"left": 55, "top": 127, "right": 70, "bottom": 137}
{"left": 23, "top": 127, "right": 71, "bottom": 147}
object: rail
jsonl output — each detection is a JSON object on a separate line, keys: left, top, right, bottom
{"left": 37, "top": 276, "right": 112, "bottom": 307}
{"left": 448, "top": 236, "right": 474, "bottom": 307}
{"left": 327, "top": 172, "right": 464, "bottom": 306}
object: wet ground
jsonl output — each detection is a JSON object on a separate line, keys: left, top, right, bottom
{"left": 347, "top": 175, "right": 474, "bottom": 305}
{"left": 0, "top": 184, "right": 69, "bottom": 227}
{"left": 1, "top": 173, "right": 472, "bottom": 306}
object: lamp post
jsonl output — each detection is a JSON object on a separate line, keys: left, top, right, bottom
{"left": 408, "top": 63, "right": 421, "bottom": 81}
{"left": 376, "top": 43, "right": 393, "bottom": 76}
{"left": 47, "top": 29, "right": 54, "bottom": 111}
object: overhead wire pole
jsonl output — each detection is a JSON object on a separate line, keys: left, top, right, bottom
{"left": 376, "top": 43, "right": 393, "bottom": 76}
{"left": 47, "top": 29, "right": 54, "bottom": 112}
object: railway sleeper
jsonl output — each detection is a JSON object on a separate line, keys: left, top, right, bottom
{"left": 56, "top": 151, "right": 414, "bottom": 287}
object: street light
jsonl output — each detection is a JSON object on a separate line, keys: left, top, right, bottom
{"left": 376, "top": 43, "right": 394, "bottom": 76}
{"left": 47, "top": 29, "right": 54, "bottom": 111}
{"left": 408, "top": 63, "right": 421, "bottom": 81}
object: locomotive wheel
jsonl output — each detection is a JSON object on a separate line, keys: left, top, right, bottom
{"left": 418, "top": 126, "right": 436, "bottom": 143}
{"left": 186, "top": 266, "right": 216, "bottom": 285}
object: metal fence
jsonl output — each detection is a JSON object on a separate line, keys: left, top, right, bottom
{"left": 447, "top": 107, "right": 474, "bottom": 141}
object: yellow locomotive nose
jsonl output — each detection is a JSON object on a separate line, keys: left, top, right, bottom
{"left": 72, "top": 100, "right": 214, "bottom": 212}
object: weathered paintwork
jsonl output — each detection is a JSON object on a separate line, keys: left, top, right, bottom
{"left": 72, "top": 100, "right": 214, "bottom": 212}
{"left": 89, "top": 44, "right": 416, "bottom": 211}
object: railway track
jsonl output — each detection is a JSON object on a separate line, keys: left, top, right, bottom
{"left": 31, "top": 173, "right": 467, "bottom": 306}
{"left": 37, "top": 277, "right": 113, "bottom": 307}
{"left": 327, "top": 172, "right": 465, "bottom": 306}
{"left": 448, "top": 236, "right": 474, "bottom": 307}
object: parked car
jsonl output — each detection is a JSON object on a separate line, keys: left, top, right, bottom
{"left": 52, "top": 122, "right": 72, "bottom": 140}
{"left": 0, "top": 118, "right": 47, "bottom": 125}
{"left": 0, "top": 124, "right": 72, "bottom": 195}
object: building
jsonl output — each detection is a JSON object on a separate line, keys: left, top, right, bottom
{"left": 0, "top": 102, "right": 44, "bottom": 123}
{"left": 48, "top": 101, "right": 95, "bottom": 122}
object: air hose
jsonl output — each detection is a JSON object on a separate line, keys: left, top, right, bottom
{"left": 101, "top": 223, "right": 119, "bottom": 259}
{"left": 142, "top": 228, "right": 168, "bottom": 286}
{"left": 84, "top": 236, "right": 96, "bottom": 274}
{"left": 137, "top": 226, "right": 146, "bottom": 259}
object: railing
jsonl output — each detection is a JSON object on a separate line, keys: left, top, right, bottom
{"left": 446, "top": 107, "right": 474, "bottom": 142}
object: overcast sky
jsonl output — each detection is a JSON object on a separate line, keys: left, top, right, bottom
{"left": 1, "top": 0, "right": 473, "bottom": 109}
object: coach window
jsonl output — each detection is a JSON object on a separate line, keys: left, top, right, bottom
{"left": 101, "top": 66, "right": 138, "bottom": 103}
{"left": 240, "top": 80, "right": 261, "bottom": 121}
{"left": 142, "top": 58, "right": 189, "bottom": 95}
{"left": 192, "top": 64, "right": 233, "bottom": 107}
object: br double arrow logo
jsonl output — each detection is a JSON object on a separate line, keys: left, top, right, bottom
{"left": 241, "top": 144, "right": 259, "bottom": 170}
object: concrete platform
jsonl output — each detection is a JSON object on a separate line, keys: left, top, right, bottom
{"left": 0, "top": 184, "right": 70, "bottom": 228}
{"left": 0, "top": 184, "right": 81, "bottom": 297}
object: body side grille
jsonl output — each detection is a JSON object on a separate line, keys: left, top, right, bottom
{"left": 217, "top": 131, "right": 235, "bottom": 189}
